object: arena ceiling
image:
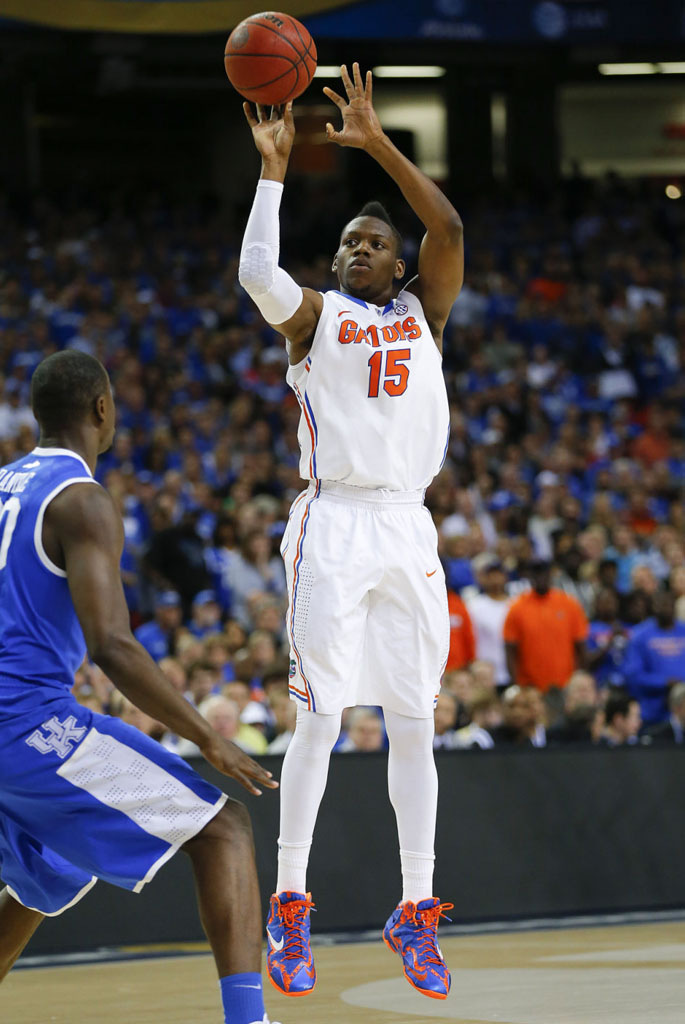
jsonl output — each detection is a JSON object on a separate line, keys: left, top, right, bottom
{"left": 0, "top": 1, "right": 350, "bottom": 34}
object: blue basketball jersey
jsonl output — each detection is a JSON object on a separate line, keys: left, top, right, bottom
{"left": 0, "top": 446, "right": 99, "bottom": 695}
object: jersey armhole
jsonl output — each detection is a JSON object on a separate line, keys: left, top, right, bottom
{"left": 34, "top": 477, "right": 101, "bottom": 577}
{"left": 287, "top": 291, "right": 327, "bottom": 382}
{"left": 306, "top": 291, "right": 329, "bottom": 359}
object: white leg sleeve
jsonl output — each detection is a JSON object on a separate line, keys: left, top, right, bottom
{"left": 276, "top": 706, "right": 342, "bottom": 893}
{"left": 385, "top": 709, "right": 438, "bottom": 903}
{"left": 238, "top": 179, "right": 303, "bottom": 326}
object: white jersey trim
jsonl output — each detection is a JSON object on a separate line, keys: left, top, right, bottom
{"left": 133, "top": 792, "right": 228, "bottom": 894}
{"left": 6, "top": 875, "right": 98, "bottom": 917}
{"left": 33, "top": 477, "right": 100, "bottom": 578}
{"left": 56, "top": 726, "right": 229, "bottom": 894}
{"left": 32, "top": 447, "right": 93, "bottom": 477}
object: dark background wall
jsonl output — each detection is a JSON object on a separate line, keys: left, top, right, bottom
{"left": 24, "top": 746, "right": 685, "bottom": 955}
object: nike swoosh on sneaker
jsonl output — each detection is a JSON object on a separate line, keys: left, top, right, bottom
{"left": 267, "top": 927, "right": 284, "bottom": 952}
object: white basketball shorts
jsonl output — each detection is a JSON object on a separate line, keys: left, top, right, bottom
{"left": 281, "top": 480, "right": 450, "bottom": 718}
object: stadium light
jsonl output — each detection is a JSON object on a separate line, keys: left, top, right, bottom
{"left": 372, "top": 66, "right": 446, "bottom": 78}
{"left": 598, "top": 63, "right": 658, "bottom": 75}
{"left": 666, "top": 185, "right": 682, "bottom": 200}
{"left": 313, "top": 66, "right": 344, "bottom": 78}
{"left": 599, "top": 61, "right": 685, "bottom": 75}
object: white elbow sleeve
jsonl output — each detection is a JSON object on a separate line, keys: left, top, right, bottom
{"left": 239, "top": 180, "right": 303, "bottom": 325}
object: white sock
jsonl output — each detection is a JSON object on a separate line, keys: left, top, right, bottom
{"left": 276, "top": 706, "right": 342, "bottom": 895}
{"left": 400, "top": 850, "right": 436, "bottom": 904}
{"left": 385, "top": 708, "right": 438, "bottom": 904}
{"left": 276, "top": 841, "right": 311, "bottom": 895}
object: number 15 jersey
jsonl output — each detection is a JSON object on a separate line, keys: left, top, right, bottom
{"left": 286, "top": 288, "right": 450, "bottom": 491}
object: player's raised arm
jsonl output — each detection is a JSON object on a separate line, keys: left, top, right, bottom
{"left": 324, "top": 63, "right": 464, "bottom": 348}
{"left": 239, "top": 101, "right": 323, "bottom": 362}
{"left": 46, "top": 483, "right": 277, "bottom": 796}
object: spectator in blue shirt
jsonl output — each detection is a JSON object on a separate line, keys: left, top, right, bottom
{"left": 134, "top": 590, "right": 182, "bottom": 660}
{"left": 586, "top": 588, "right": 630, "bottom": 688}
{"left": 623, "top": 591, "right": 685, "bottom": 724}
{"left": 187, "top": 589, "right": 222, "bottom": 640}
{"left": 605, "top": 525, "right": 642, "bottom": 594}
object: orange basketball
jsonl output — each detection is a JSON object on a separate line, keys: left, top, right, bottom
{"left": 224, "top": 11, "right": 317, "bottom": 106}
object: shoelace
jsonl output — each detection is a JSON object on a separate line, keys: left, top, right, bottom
{"left": 281, "top": 896, "right": 316, "bottom": 960}
{"left": 410, "top": 902, "right": 454, "bottom": 966}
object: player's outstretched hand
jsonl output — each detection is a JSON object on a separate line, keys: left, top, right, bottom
{"left": 200, "top": 733, "right": 279, "bottom": 796}
{"left": 243, "top": 100, "right": 295, "bottom": 167}
{"left": 323, "top": 62, "right": 384, "bottom": 150}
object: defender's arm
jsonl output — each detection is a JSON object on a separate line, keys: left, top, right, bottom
{"left": 46, "top": 483, "right": 276, "bottom": 795}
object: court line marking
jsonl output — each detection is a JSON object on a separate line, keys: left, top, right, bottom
{"left": 16, "top": 908, "right": 685, "bottom": 970}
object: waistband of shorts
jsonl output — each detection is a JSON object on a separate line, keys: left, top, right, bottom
{"left": 312, "top": 480, "right": 425, "bottom": 507}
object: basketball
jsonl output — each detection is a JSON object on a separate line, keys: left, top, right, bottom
{"left": 224, "top": 11, "right": 317, "bottom": 106}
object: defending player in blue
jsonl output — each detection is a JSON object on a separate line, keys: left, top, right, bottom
{"left": 239, "top": 63, "right": 462, "bottom": 1001}
{"left": 0, "top": 351, "right": 281, "bottom": 1024}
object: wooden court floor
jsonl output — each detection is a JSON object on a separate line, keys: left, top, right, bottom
{"left": 4, "top": 921, "right": 685, "bottom": 1024}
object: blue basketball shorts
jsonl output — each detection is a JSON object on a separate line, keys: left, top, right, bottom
{"left": 0, "top": 684, "right": 227, "bottom": 916}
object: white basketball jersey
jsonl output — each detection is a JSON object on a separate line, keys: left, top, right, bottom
{"left": 286, "top": 288, "right": 450, "bottom": 491}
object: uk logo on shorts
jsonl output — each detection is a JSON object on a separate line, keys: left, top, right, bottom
{"left": 289, "top": 659, "right": 297, "bottom": 679}
{"left": 26, "top": 715, "right": 87, "bottom": 759}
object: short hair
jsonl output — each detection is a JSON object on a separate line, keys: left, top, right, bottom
{"left": 31, "top": 351, "right": 109, "bottom": 434}
{"left": 198, "top": 694, "right": 239, "bottom": 722}
{"left": 346, "top": 201, "right": 403, "bottom": 256}
{"left": 468, "top": 690, "right": 499, "bottom": 715}
{"left": 187, "top": 660, "right": 217, "bottom": 680}
{"left": 346, "top": 707, "right": 383, "bottom": 729}
{"left": 604, "top": 691, "right": 636, "bottom": 725}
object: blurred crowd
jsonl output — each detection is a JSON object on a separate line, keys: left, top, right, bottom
{"left": 1, "top": 171, "right": 684, "bottom": 755}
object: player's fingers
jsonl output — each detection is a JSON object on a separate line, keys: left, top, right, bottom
{"left": 251, "top": 772, "right": 279, "bottom": 789}
{"left": 325, "top": 123, "right": 344, "bottom": 144}
{"left": 365, "top": 69, "right": 373, "bottom": 101}
{"left": 244, "top": 757, "right": 276, "bottom": 783}
{"left": 352, "top": 61, "right": 364, "bottom": 93}
{"left": 243, "top": 102, "right": 259, "bottom": 127}
{"left": 270, "top": 105, "right": 281, "bottom": 121}
{"left": 255, "top": 103, "right": 268, "bottom": 123}
{"left": 283, "top": 101, "right": 295, "bottom": 127}
{"left": 234, "top": 770, "right": 262, "bottom": 796}
{"left": 322, "top": 86, "right": 346, "bottom": 110}
{"left": 340, "top": 63, "right": 354, "bottom": 98}
{"left": 237, "top": 751, "right": 278, "bottom": 786}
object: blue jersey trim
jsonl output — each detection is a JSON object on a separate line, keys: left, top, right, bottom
{"left": 332, "top": 290, "right": 368, "bottom": 309}
{"left": 303, "top": 393, "right": 319, "bottom": 479}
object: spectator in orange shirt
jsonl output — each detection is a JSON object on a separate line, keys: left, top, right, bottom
{"left": 445, "top": 590, "right": 476, "bottom": 671}
{"left": 504, "top": 560, "right": 588, "bottom": 692}
{"left": 631, "top": 406, "right": 671, "bottom": 466}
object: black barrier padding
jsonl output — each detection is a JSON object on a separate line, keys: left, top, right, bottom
{"left": 22, "top": 746, "right": 685, "bottom": 955}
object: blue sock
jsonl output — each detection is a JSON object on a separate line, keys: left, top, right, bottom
{"left": 219, "top": 972, "right": 265, "bottom": 1024}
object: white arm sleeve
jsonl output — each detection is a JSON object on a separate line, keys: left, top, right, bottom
{"left": 238, "top": 179, "right": 303, "bottom": 325}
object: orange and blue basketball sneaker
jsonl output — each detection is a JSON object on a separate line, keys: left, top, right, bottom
{"left": 383, "top": 898, "right": 453, "bottom": 999}
{"left": 266, "top": 891, "right": 316, "bottom": 997}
